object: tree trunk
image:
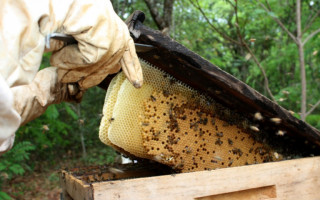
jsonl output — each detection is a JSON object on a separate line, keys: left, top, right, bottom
{"left": 298, "top": 41, "right": 307, "bottom": 121}
{"left": 296, "top": 0, "right": 307, "bottom": 121}
{"left": 143, "top": 0, "right": 175, "bottom": 35}
{"left": 76, "top": 104, "right": 87, "bottom": 158}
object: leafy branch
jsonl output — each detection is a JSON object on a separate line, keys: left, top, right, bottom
{"left": 256, "top": 0, "right": 320, "bottom": 120}
{"left": 143, "top": 0, "right": 174, "bottom": 35}
{"left": 188, "top": 0, "right": 276, "bottom": 101}
{"left": 188, "top": 0, "right": 241, "bottom": 45}
{"left": 306, "top": 99, "right": 320, "bottom": 116}
{"left": 258, "top": 1, "right": 298, "bottom": 43}
{"left": 303, "top": 9, "right": 320, "bottom": 33}
{"left": 303, "top": 28, "right": 320, "bottom": 45}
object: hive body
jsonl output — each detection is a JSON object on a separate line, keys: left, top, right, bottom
{"left": 99, "top": 59, "right": 280, "bottom": 172}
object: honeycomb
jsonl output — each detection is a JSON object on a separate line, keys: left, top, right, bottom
{"left": 99, "top": 72, "right": 127, "bottom": 152}
{"left": 99, "top": 59, "right": 282, "bottom": 172}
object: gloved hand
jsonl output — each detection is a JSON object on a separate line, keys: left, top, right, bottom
{"left": 11, "top": 67, "right": 84, "bottom": 125}
{"left": 45, "top": 0, "right": 143, "bottom": 90}
{"left": 0, "top": 0, "right": 143, "bottom": 153}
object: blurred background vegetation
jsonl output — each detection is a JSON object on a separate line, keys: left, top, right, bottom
{"left": 1, "top": 0, "right": 319, "bottom": 199}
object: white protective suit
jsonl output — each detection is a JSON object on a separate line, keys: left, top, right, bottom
{"left": 0, "top": 0, "right": 143, "bottom": 154}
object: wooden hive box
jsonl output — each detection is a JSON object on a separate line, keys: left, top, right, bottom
{"left": 60, "top": 157, "right": 320, "bottom": 200}
{"left": 61, "top": 11, "right": 320, "bottom": 200}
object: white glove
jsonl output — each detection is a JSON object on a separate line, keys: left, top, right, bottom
{"left": 47, "top": 0, "right": 143, "bottom": 89}
{"left": 11, "top": 67, "right": 83, "bottom": 126}
{"left": 0, "top": 0, "right": 143, "bottom": 153}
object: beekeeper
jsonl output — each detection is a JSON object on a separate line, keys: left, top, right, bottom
{"left": 0, "top": 0, "right": 143, "bottom": 154}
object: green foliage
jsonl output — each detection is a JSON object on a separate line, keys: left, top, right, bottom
{"left": 81, "top": 147, "right": 118, "bottom": 165}
{"left": 306, "top": 114, "right": 320, "bottom": 130}
{"left": 0, "top": 141, "right": 35, "bottom": 199}
{"left": 15, "top": 87, "right": 113, "bottom": 161}
{"left": 39, "top": 52, "right": 51, "bottom": 70}
{"left": 64, "top": 104, "right": 79, "bottom": 120}
{"left": 0, "top": 142, "right": 35, "bottom": 179}
{"left": 16, "top": 104, "right": 71, "bottom": 159}
{"left": 0, "top": 191, "right": 11, "bottom": 200}
{"left": 172, "top": 0, "right": 320, "bottom": 118}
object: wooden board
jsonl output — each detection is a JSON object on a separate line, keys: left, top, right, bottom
{"left": 61, "top": 156, "right": 320, "bottom": 200}
{"left": 123, "top": 11, "right": 320, "bottom": 155}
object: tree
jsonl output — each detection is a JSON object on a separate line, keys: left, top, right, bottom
{"left": 183, "top": 0, "right": 320, "bottom": 122}
{"left": 257, "top": 0, "right": 320, "bottom": 120}
{"left": 143, "top": 0, "right": 175, "bottom": 35}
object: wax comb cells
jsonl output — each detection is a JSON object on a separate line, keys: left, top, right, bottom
{"left": 99, "top": 59, "right": 281, "bottom": 172}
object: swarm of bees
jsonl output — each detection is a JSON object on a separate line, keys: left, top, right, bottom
{"left": 142, "top": 90, "right": 281, "bottom": 172}
{"left": 99, "top": 59, "right": 284, "bottom": 173}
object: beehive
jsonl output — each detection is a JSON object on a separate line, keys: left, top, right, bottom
{"left": 99, "top": 59, "right": 281, "bottom": 172}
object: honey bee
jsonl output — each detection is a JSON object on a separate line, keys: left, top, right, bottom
{"left": 163, "top": 90, "right": 170, "bottom": 97}
{"left": 250, "top": 125, "right": 259, "bottom": 132}
{"left": 214, "top": 156, "right": 223, "bottom": 161}
{"left": 228, "top": 159, "right": 234, "bottom": 167}
{"left": 216, "top": 132, "right": 223, "bottom": 137}
{"left": 270, "top": 118, "right": 281, "bottom": 124}
{"left": 169, "top": 78, "right": 176, "bottom": 85}
{"left": 200, "top": 118, "right": 208, "bottom": 125}
{"left": 215, "top": 138, "right": 223, "bottom": 146}
{"left": 185, "top": 146, "right": 192, "bottom": 154}
{"left": 150, "top": 95, "right": 157, "bottom": 102}
{"left": 190, "top": 122, "right": 199, "bottom": 131}
{"left": 254, "top": 112, "right": 263, "bottom": 121}
{"left": 109, "top": 167, "right": 124, "bottom": 174}
{"left": 199, "top": 130, "right": 205, "bottom": 137}
{"left": 142, "top": 122, "right": 149, "bottom": 126}
{"left": 276, "top": 130, "right": 286, "bottom": 136}
{"left": 288, "top": 110, "right": 295, "bottom": 115}
{"left": 173, "top": 161, "right": 184, "bottom": 170}
{"left": 153, "top": 131, "right": 161, "bottom": 137}
{"left": 153, "top": 154, "right": 163, "bottom": 162}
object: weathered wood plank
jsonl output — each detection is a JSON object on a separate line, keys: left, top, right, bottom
{"left": 195, "top": 185, "right": 276, "bottom": 200}
{"left": 91, "top": 157, "right": 320, "bottom": 200}
{"left": 60, "top": 170, "right": 93, "bottom": 200}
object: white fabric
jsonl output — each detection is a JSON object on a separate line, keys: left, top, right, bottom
{"left": 11, "top": 67, "right": 74, "bottom": 126}
{"left": 0, "top": 75, "right": 20, "bottom": 155}
{"left": 0, "top": 0, "right": 143, "bottom": 153}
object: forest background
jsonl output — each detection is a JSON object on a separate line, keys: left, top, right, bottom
{"left": 1, "top": 0, "right": 319, "bottom": 199}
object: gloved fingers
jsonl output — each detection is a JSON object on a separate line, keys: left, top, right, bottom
{"left": 120, "top": 38, "right": 143, "bottom": 88}
{"left": 75, "top": 90, "right": 85, "bottom": 102}
{"left": 11, "top": 67, "right": 85, "bottom": 126}
{"left": 53, "top": 43, "right": 123, "bottom": 90}
{"left": 11, "top": 67, "right": 63, "bottom": 125}
{"left": 51, "top": 44, "right": 92, "bottom": 70}
{"left": 68, "top": 83, "right": 79, "bottom": 96}
{"left": 44, "top": 39, "right": 65, "bottom": 53}
{"left": 78, "top": 62, "right": 122, "bottom": 89}
{"left": 67, "top": 83, "right": 84, "bottom": 103}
